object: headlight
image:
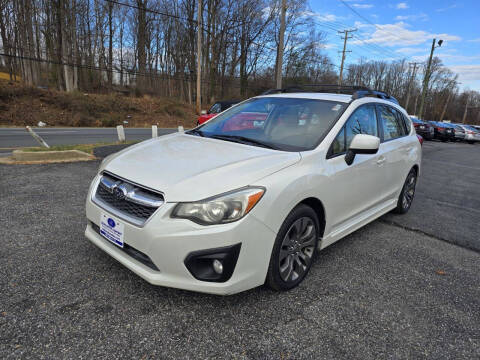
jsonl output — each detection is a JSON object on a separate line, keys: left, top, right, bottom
{"left": 171, "top": 187, "right": 265, "bottom": 225}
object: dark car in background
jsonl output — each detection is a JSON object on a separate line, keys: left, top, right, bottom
{"left": 410, "top": 116, "right": 434, "bottom": 140}
{"left": 429, "top": 121, "right": 455, "bottom": 142}
{"left": 197, "top": 100, "right": 239, "bottom": 125}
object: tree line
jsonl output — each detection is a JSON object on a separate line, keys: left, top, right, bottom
{"left": 0, "top": 0, "right": 478, "bottom": 123}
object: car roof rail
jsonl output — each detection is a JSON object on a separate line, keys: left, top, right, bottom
{"left": 260, "top": 84, "right": 399, "bottom": 104}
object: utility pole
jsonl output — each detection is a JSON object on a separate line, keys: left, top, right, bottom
{"left": 462, "top": 93, "right": 470, "bottom": 124}
{"left": 275, "top": 0, "right": 286, "bottom": 89}
{"left": 418, "top": 38, "right": 443, "bottom": 119}
{"left": 338, "top": 29, "right": 356, "bottom": 86}
{"left": 196, "top": 0, "right": 202, "bottom": 115}
{"left": 405, "top": 62, "right": 421, "bottom": 112}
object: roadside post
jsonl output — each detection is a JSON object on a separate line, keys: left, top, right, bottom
{"left": 152, "top": 125, "right": 158, "bottom": 138}
{"left": 116, "top": 125, "right": 126, "bottom": 142}
{"left": 25, "top": 126, "right": 50, "bottom": 148}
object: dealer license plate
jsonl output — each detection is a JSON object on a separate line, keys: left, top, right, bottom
{"left": 99, "top": 213, "right": 124, "bottom": 248}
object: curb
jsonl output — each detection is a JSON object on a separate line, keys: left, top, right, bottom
{"left": 0, "top": 150, "right": 96, "bottom": 164}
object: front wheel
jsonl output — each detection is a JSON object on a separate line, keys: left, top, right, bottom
{"left": 393, "top": 168, "right": 417, "bottom": 214}
{"left": 266, "top": 204, "right": 319, "bottom": 291}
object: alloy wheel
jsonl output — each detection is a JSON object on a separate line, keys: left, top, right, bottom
{"left": 402, "top": 172, "right": 416, "bottom": 210}
{"left": 279, "top": 217, "right": 317, "bottom": 283}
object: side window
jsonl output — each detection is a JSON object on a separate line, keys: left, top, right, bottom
{"left": 345, "top": 105, "right": 378, "bottom": 148}
{"left": 396, "top": 111, "right": 410, "bottom": 135}
{"left": 378, "top": 105, "right": 406, "bottom": 140}
{"left": 403, "top": 114, "right": 412, "bottom": 134}
{"left": 209, "top": 103, "right": 221, "bottom": 114}
{"left": 331, "top": 127, "right": 346, "bottom": 155}
{"left": 328, "top": 105, "right": 377, "bottom": 157}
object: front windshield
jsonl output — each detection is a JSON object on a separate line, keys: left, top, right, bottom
{"left": 191, "top": 97, "right": 347, "bottom": 151}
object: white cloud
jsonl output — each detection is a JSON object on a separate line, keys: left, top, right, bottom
{"left": 395, "top": 47, "right": 424, "bottom": 55}
{"left": 409, "top": 53, "right": 480, "bottom": 64}
{"left": 396, "top": 2, "right": 409, "bottom": 9}
{"left": 436, "top": 4, "right": 458, "bottom": 12}
{"left": 395, "top": 13, "right": 428, "bottom": 21}
{"left": 321, "top": 43, "right": 338, "bottom": 50}
{"left": 448, "top": 65, "right": 480, "bottom": 83}
{"left": 467, "top": 38, "right": 480, "bottom": 43}
{"left": 352, "top": 4, "right": 374, "bottom": 9}
{"left": 352, "top": 22, "right": 461, "bottom": 47}
{"left": 302, "top": 10, "right": 339, "bottom": 22}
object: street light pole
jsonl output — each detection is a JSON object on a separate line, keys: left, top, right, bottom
{"left": 418, "top": 38, "right": 443, "bottom": 120}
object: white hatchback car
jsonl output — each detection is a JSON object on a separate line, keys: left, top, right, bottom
{"left": 85, "top": 87, "right": 421, "bottom": 295}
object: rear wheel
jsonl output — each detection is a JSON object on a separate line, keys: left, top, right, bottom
{"left": 393, "top": 168, "right": 417, "bottom": 214}
{"left": 266, "top": 204, "right": 319, "bottom": 291}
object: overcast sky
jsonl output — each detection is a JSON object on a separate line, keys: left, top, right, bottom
{"left": 309, "top": 0, "right": 480, "bottom": 90}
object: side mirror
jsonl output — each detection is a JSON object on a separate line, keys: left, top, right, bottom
{"left": 345, "top": 134, "right": 380, "bottom": 165}
{"left": 201, "top": 110, "right": 207, "bottom": 115}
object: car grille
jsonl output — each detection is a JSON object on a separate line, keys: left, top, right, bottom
{"left": 93, "top": 172, "right": 164, "bottom": 226}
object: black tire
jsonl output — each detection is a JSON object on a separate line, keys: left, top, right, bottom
{"left": 266, "top": 204, "right": 319, "bottom": 291}
{"left": 468, "top": 141, "right": 474, "bottom": 144}
{"left": 393, "top": 168, "right": 417, "bottom": 214}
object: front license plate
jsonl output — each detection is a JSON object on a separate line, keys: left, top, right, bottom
{"left": 99, "top": 213, "right": 124, "bottom": 248}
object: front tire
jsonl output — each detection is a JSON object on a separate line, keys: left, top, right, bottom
{"left": 393, "top": 168, "right": 417, "bottom": 214}
{"left": 266, "top": 204, "right": 319, "bottom": 291}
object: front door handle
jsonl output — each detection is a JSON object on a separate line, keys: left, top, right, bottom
{"left": 376, "top": 156, "right": 386, "bottom": 165}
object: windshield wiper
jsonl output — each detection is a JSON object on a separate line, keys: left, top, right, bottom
{"left": 187, "top": 128, "right": 205, "bottom": 137}
{"left": 210, "top": 134, "right": 278, "bottom": 150}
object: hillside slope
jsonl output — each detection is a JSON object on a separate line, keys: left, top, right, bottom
{"left": 0, "top": 80, "right": 196, "bottom": 128}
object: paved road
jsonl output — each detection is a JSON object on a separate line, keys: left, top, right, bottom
{"left": 0, "top": 141, "right": 479, "bottom": 359}
{"left": 0, "top": 127, "right": 177, "bottom": 148}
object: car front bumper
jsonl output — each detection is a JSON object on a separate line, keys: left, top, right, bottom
{"left": 85, "top": 187, "right": 277, "bottom": 295}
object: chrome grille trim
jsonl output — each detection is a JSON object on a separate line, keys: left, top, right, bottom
{"left": 92, "top": 172, "right": 164, "bottom": 227}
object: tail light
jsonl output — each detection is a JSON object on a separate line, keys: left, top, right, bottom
{"left": 467, "top": 130, "right": 475, "bottom": 134}
{"left": 416, "top": 134, "right": 424, "bottom": 145}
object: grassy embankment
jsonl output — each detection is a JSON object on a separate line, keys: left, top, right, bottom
{"left": 0, "top": 79, "right": 196, "bottom": 128}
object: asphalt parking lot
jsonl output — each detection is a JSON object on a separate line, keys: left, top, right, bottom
{"left": 1, "top": 141, "right": 479, "bottom": 359}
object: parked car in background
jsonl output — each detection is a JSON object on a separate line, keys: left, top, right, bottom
{"left": 452, "top": 124, "right": 466, "bottom": 141}
{"left": 456, "top": 124, "right": 480, "bottom": 144}
{"left": 410, "top": 116, "right": 434, "bottom": 140}
{"left": 85, "top": 85, "right": 421, "bottom": 294}
{"left": 197, "top": 100, "right": 239, "bottom": 125}
{"left": 429, "top": 121, "right": 455, "bottom": 142}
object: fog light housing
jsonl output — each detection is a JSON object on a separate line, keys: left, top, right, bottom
{"left": 184, "top": 243, "right": 241, "bottom": 282}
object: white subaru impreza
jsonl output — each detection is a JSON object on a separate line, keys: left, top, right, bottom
{"left": 85, "top": 87, "right": 421, "bottom": 295}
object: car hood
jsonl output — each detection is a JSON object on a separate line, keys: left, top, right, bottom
{"left": 101, "top": 133, "right": 301, "bottom": 202}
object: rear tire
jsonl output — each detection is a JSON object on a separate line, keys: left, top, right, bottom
{"left": 393, "top": 168, "right": 417, "bottom": 214}
{"left": 266, "top": 204, "right": 319, "bottom": 291}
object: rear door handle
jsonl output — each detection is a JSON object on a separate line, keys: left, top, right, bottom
{"left": 376, "top": 156, "right": 386, "bottom": 165}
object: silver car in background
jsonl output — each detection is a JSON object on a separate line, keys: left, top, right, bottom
{"left": 456, "top": 124, "right": 480, "bottom": 144}
{"left": 453, "top": 125, "right": 466, "bottom": 141}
